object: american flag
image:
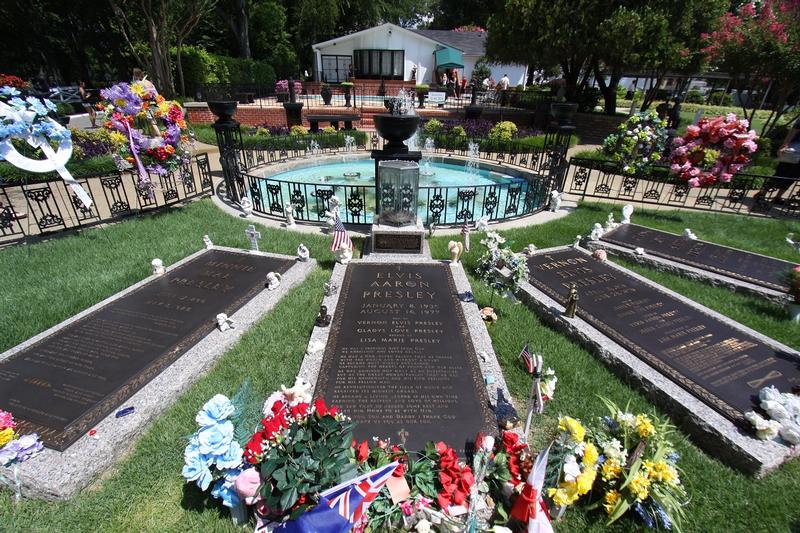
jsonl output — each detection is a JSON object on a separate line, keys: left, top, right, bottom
{"left": 331, "top": 215, "right": 352, "bottom": 252}
{"left": 519, "top": 343, "right": 533, "bottom": 374}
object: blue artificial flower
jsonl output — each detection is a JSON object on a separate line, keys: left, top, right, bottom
{"left": 25, "top": 96, "right": 48, "bottom": 116}
{"left": 215, "top": 441, "right": 243, "bottom": 470}
{"left": 210, "top": 478, "right": 241, "bottom": 508}
{"left": 196, "top": 394, "right": 235, "bottom": 427}
{"left": 223, "top": 468, "right": 242, "bottom": 483}
{"left": 666, "top": 451, "right": 680, "bottom": 464}
{"left": 8, "top": 97, "right": 25, "bottom": 109}
{"left": 197, "top": 421, "right": 234, "bottom": 455}
{"left": 43, "top": 99, "right": 57, "bottom": 112}
{"left": 603, "top": 416, "right": 619, "bottom": 432}
{"left": 0, "top": 86, "right": 20, "bottom": 97}
{"left": 182, "top": 452, "right": 214, "bottom": 491}
{"left": 652, "top": 502, "right": 672, "bottom": 530}
{"left": 632, "top": 502, "right": 654, "bottom": 529}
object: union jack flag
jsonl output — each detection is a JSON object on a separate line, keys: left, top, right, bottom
{"left": 519, "top": 343, "right": 533, "bottom": 374}
{"left": 331, "top": 215, "right": 352, "bottom": 252}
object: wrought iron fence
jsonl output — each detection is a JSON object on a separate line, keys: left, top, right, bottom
{"left": 0, "top": 153, "right": 213, "bottom": 245}
{"left": 563, "top": 157, "right": 800, "bottom": 218}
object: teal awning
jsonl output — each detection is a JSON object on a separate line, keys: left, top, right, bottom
{"left": 434, "top": 47, "right": 464, "bottom": 69}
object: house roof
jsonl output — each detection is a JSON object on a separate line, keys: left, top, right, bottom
{"left": 410, "top": 29, "right": 486, "bottom": 56}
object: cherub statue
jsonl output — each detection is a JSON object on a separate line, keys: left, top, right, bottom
{"left": 684, "top": 228, "right": 697, "bottom": 240}
{"left": 284, "top": 202, "right": 296, "bottom": 228}
{"left": 549, "top": 190, "right": 563, "bottom": 212}
{"left": 589, "top": 223, "right": 604, "bottom": 241}
{"left": 297, "top": 243, "right": 310, "bottom": 262}
{"left": 604, "top": 212, "right": 617, "bottom": 231}
{"left": 281, "top": 377, "right": 312, "bottom": 405}
{"left": 522, "top": 243, "right": 537, "bottom": 257}
{"left": 215, "top": 313, "right": 235, "bottom": 332}
{"left": 240, "top": 196, "right": 253, "bottom": 217}
{"left": 151, "top": 258, "right": 165, "bottom": 275}
{"left": 572, "top": 235, "right": 582, "bottom": 248}
{"left": 621, "top": 204, "right": 633, "bottom": 224}
{"left": 203, "top": 234, "right": 213, "bottom": 249}
{"left": 324, "top": 196, "right": 341, "bottom": 228}
{"left": 474, "top": 215, "right": 490, "bottom": 233}
{"left": 265, "top": 271, "right": 283, "bottom": 290}
{"left": 448, "top": 240, "right": 464, "bottom": 264}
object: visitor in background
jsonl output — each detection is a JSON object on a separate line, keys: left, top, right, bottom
{"left": 499, "top": 73, "right": 510, "bottom": 106}
{"left": 482, "top": 76, "right": 490, "bottom": 90}
{"left": 78, "top": 81, "right": 96, "bottom": 128}
{"left": 452, "top": 69, "right": 460, "bottom": 98}
{"left": 764, "top": 117, "right": 800, "bottom": 205}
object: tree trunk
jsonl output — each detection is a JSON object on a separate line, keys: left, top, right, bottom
{"left": 237, "top": 0, "right": 251, "bottom": 59}
{"left": 593, "top": 61, "right": 621, "bottom": 115}
{"left": 177, "top": 40, "right": 186, "bottom": 97}
{"left": 560, "top": 60, "right": 580, "bottom": 102}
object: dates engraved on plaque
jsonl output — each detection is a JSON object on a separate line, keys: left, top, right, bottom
{"left": 373, "top": 233, "right": 423, "bottom": 253}
{"left": 315, "top": 263, "right": 495, "bottom": 454}
{"left": 0, "top": 249, "right": 294, "bottom": 451}
{"left": 527, "top": 248, "right": 800, "bottom": 422}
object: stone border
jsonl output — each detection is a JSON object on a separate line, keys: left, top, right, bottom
{"left": 502, "top": 245, "right": 798, "bottom": 476}
{"left": 584, "top": 238, "right": 790, "bottom": 305}
{"left": 2, "top": 246, "right": 315, "bottom": 501}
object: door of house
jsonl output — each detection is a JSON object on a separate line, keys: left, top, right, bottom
{"left": 321, "top": 55, "right": 351, "bottom": 83}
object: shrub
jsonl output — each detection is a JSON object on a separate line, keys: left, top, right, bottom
{"left": 423, "top": 119, "right": 444, "bottom": 136}
{"left": 290, "top": 125, "right": 308, "bottom": 136}
{"left": 322, "top": 126, "right": 336, "bottom": 134}
{"left": 0, "top": 74, "right": 30, "bottom": 90}
{"left": 488, "top": 121, "right": 518, "bottom": 142}
{"left": 684, "top": 89, "right": 705, "bottom": 104}
{"left": 576, "top": 86, "right": 601, "bottom": 112}
{"left": 451, "top": 125, "right": 467, "bottom": 138}
{"left": 177, "top": 46, "right": 276, "bottom": 96}
{"left": 709, "top": 91, "right": 733, "bottom": 106}
{"left": 70, "top": 128, "right": 115, "bottom": 161}
{"left": 472, "top": 58, "right": 492, "bottom": 83}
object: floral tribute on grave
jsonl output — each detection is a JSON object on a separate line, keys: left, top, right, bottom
{"left": 668, "top": 113, "right": 758, "bottom": 187}
{"left": 602, "top": 111, "right": 668, "bottom": 176}
{"left": 99, "top": 80, "right": 190, "bottom": 195}
{"left": 182, "top": 374, "right": 690, "bottom": 532}
{"left": 474, "top": 231, "right": 530, "bottom": 322}
{"left": 745, "top": 386, "right": 800, "bottom": 445}
{"left": 0, "top": 409, "right": 43, "bottom": 502}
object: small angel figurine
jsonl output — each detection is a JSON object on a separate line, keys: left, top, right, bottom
{"left": 549, "top": 190, "right": 562, "bottom": 212}
{"left": 522, "top": 244, "right": 537, "bottom": 257}
{"left": 684, "top": 228, "right": 697, "bottom": 240}
{"left": 203, "top": 234, "right": 214, "bottom": 249}
{"left": 448, "top": 240, "right": 464, "bottom": 264}
{"left": 621, "top": 204, "right": 633, "bottom": 224}
{"left": 215, "top": 313, "right": 235, "bottom": 332}
{"left": 297, "top": 243, "right": 310, "bottom": 262}
{"left": 151, "top": 258, "right": 166, "bottom": 275}
{"left": 284, "top": 202, "right": 296, "bottom": 228}
{"left": 589, "top": 223, "right": 604, "bottom": 241}
{"left": 265, "top": 271, "right": 283, "bottom": 290}
{"left": 240, "top": 196, "right": 253, "bottom": 217}
{"left": 335, "top": 243, "right": 352, "bottom": 264}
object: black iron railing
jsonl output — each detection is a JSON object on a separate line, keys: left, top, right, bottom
{"left": 0, "top": 153, "right": 213, "bottom": 244}
{"left": 563, "top": 157, "right": 800, "bottom": 217}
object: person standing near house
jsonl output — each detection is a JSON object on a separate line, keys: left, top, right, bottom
{"left": 499, "top": 73, "right": 510, "bottom": 106}
{"left": 452, "top": 69, "right": 461, "bottom": 98}
{"left": 78, "top": 81, "right": 96, "bottom": 129}
{"left": 760, "top": 117, "right": 800, "bottom": 205}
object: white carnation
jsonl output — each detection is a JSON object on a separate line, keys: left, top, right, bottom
{"left": 745, "top": 411, "right": 781, "bottom": 440}
{"left": 759, "top": 386, "right": 783, "bottom": 404}
{"left": 562, "top": 455, "right": 581, "bottom": 482}
{"left": 761, "top": 400, "right": 791, "bottom": 423}
{"left": 779, "top": 422, "right": 800, "bottom": 445}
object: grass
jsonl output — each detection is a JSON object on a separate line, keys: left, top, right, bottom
{"left": 1, "top": 199, "right": 799, "bottom": 532}
{"left": 0, "top": 155, "right": 117, "bottom": 185}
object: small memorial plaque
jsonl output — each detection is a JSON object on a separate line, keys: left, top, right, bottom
{"left": 0, "top": 249, "right": 293, "bottom": 450}
{"left": 373, "top": 233, "right": 423, "bottom": 253}
{"left": 526, "top": 248, "right": 800, "bottom": 422}
{"left": 602, "top": 224, "right": 792, "bottom": 291}
{"left": 315, "top": 263, "right": 495, "bottom": 453}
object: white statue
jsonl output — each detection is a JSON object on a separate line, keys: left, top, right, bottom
{"left": 474, "top": 215, "right": 490, "bottom": 233}
{"left": 572, "top": 235, "right": 582, "bottom": 248}
{"left": 203, "top": 234, "right": 213, "bottom": 249}
{"left": 604, "top": 212, "right": 618, "bottom": 231}
{"left": 593, "top": 249, "right": 608, "bottom": 262}
{"left": 215, "top": 313, "right": 235, "bottom": 332}
{"left": 265, "top": 272, "right": 283, "bottom": 290}
{"left": 589, "top": 223, "right": 605, "bottom": 241}
{"left": 621, "top": 204, "right": 633, "bottom": 224}
{"left": 684, "top": 228, "right": 697, "bottom": 240}
{"left": 297, "top": 243, "right": 310, "bottom": 262}
{"left": 240, "top": 196, "right": 253, "bottom": 217}
{"left": 151, "top": 258, "right": 165, "bottom": 275}
{"left": 448, "top": 240, "right": 464, "bottom": 264}
{"left": 635, "top": 247, "right": 646, "bottom": 255}
{"left": 335, "top": 243, "right": 352, "bottom": 264}
{"left": 324, "top": 196, "right": 341, "bottom": 228}
{"left": 281, "top": 377, "right": 312, "bottom": 405}
{"left": 549, "top": 190, "right": 563, "bottom": 212}
{"left": 786, "top": 233, "right": 800, "bottom": 252}
{"left": 522, "top": 244, "right": 537, "bottom": 257}
{"left": 284, "top": 202, "right": 296, "bottom": 228}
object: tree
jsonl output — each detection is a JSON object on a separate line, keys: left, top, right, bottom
{"left": 110, "top": 0, "right": 217, "bottom": 97}
{"left": 428, "top": 0, "right": 494, "bottom": 29}
{"left": 251, "top": 0, "right": 297, "bottom": 77}
{"left": 702, "top": 0, "right": 800, "bottom": 136}
{"left": 216, "top": 0, "right": 252, "bottom": 58}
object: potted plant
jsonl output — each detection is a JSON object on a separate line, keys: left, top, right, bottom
{"left": 341, "top": 81, "right": 354, "bottom": 107}
{"left": 320, "top": 83, "right": 332, "bottom": 105}
{"left": 275, "top": 80, "right": 301, "bottom": 103}
{"left": 415, "top": 84, "right": 429, "bottom": 108}
{"left": 550, "top": 102, "right": 579, "bottom": 126}
{"left": 784, "top": 266, "right": 800, "bottom": 321}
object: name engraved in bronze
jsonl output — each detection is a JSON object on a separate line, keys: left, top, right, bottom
{"left": 527, "top": 248, "right": 800, "bottom": 422}
{"left": 0, "top": 249, "right": 293, "bottom": 451}
{"left": 602, "top": 224, "right": 792, "bottom": 291}
{"left": 374, "top": 233, "right": 423, "bottom": 253}
{"left": 315, "top": 264, "right": 495, "bottom": 453}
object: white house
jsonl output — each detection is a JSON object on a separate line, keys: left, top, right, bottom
{"left": 311, "top": 23, "right": 527, "bottom": 87}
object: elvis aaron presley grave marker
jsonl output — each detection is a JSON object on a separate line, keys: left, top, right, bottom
{"left": 0, "top": 249, "right": 293, "bottom": 451}
{"left": 314, "top": 263, "right": 495, "bottom": 453}
{"left": 526, "top": 248, "right": 800, "bottom": 423}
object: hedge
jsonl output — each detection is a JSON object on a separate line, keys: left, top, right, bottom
{"left": 177, "top": 46, "right": 276, "bottom": 96}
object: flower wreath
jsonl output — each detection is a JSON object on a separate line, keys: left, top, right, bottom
{"left": 602, "top": 111, "right": 668, "bottom": 175}
{"left": 100, "top": 80, "right": 189, "bottom": 192}
{"left": 669, "top": 113, "right": 758, "bottom": 187}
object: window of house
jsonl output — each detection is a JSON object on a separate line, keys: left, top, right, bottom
{"left": 352, "top": 50, "right": 405, "bottom": 80}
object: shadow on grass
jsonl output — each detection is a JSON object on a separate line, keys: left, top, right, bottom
{"left": 180, "top": 483, "right": 230, "bottom": 519}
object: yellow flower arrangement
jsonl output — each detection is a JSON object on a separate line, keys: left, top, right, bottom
{"left": 0, "top": 426, "right": 16, "bottom": 447}
{"left": 644, "top": 460, "right": 680, "bottom": 486}
{"left": 558, "top": 416, "right": 586, "bottom": 442}
{"left": 628, "top": 471, "right": 651, "bottom": 501}
{"left": 635, "top": 414, "right": 656, "bottom": 438}
{"left": 603, "top": 489, "right": 621, "bottom": 515}
{"left": 109, "top": 131, "right": 127, "bottom": 146}
{"left": 601, "top": 458, "right": 622, "bottom": 482}
{"left": 575, "top": 469, "right": 596, "bottom": 495}
{"left": 582, "top": 441, "right": 599, "bottom": 467}
{"left": 548, "top": 482, "right": 580, "bottom": 507}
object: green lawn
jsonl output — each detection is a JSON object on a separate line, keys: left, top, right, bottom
{"left": 1, "top": 200, "right": 799, "bottom": 532}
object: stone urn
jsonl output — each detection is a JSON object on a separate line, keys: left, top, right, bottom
{"left": 550, "top": 102, "right": 578, "bottom": 126}
{"left": 373, "top": 114, "right": 421, "bottom": 154}
{"left": 207, "top": 101, "right": 238, "bottom": 121}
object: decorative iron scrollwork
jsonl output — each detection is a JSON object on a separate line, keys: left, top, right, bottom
{"left": 643, "top": 188, "right": 660, "bottom": 200}
{"left": 290, "top": 188, "right": 305, "bottom": 213}
{"left": 24, "top": 189, "right": 52, "bottom": 202}
{"left": 380, "top": 184, "right": 395, "bottom": 210}
{"left": 671, "top": 184, "right": 688, "bottom": 200}
{"left": 727, "top": 187, "right": 745, "bottom": 204}
{"left": 572, "top": 167, "right": 590, "bottom": 189}
{"left": 484, "top": 189, "right": 499, "bottom": 215}
{"left": 505, "top": 186, "right": 521, "bottom": 215}
{"left": 38, "top": 213, "right": 63, "bottom": 228}
{"left": 110, "top": 201, "right": 130, "bottom": 215}
{"left": 72, "top": 195, "right": 93, "bottom": 218}
{"left": 622, "top": 177, "right": 637, "bottom": 195}
{"left": 594, "top": 183, "right": 611, "bottom": 195}
{"left": 428, "top": 192, "right": 445, "bottom": 222}
{"left": 347, "top": 190, "right": 364, "bottom": 218}
{"left": 695, "top": 195, "right": 714, "bottom": 206}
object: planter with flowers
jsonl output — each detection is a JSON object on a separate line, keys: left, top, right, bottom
{"left": 341, "top": 82, "right": 354, "bottom": 107}
{"left": 276, "top": 80, "right": 302, "bottom": 103}
{"left": 783, "top": 265, "right": 800, "bottom": 321}
{"left": 474, "top": 231, "right": 530, "bottom": 321}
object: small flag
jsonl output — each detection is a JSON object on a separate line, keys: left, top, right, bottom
{"left": 519, "top": 343, "right": 533, "bottom": 374}
{"left": 331, "top": 215, "right": 352, "bottom": 252}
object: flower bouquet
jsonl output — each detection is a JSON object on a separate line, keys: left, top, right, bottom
{"left": 602, "top": 111, "right": 668, "bottom": 175}
{"left": 668, "top": 113, "right": 758, "bottom": 187}
{"left": 100, "top": 80, "right": 190, "bottom": 193}
{"left": 475, "top": 232, "right": 530, "bottom": 311}
{"left": 0, "top": 409, "right": 43, "bottom": 502}
{"left": 745, "top": 386, "right": 800, "bottom": 444}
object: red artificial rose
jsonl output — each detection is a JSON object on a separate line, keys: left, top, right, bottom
{"left": 356, "top": 440, "right": 370, "bottom": 463}
{"left": 290, "top": 402, "right": 310, "bottom": 419}
{"left": 459, "top": 467, "right": 475, "bottom": 492}
{"left": 314, "top": 398, "right": 328, "bottom": 417}
{"left": 453, "top": 489, "right": 467, "bottom": 506}
{"left": 271, "top": 400, "right": 286, "bottom": 415}
{"left": 437, "top": 493, "right": 452, "bottom": 509}
{"left": 328, "top": 405, "right": 338, "bottom": 417}
{"left": 435, "top": 441, "right": 448, "bottom": 454}
{"left": 393, "top": 463, "right": 406, "bottom": 477}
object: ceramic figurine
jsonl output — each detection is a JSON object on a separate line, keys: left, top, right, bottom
{"left": 480, "top": 306, "right": 498, "bottom": 323}
{"left": 604, "top": 212, "right": 617, "bottom": 231}
{"left": 475, "top": 215, "right": 490, "bottom": 233}
{"left": 215, "top": 313, "right": 235, "bottom": 332}
{"left": 284, "top": 202, "right": 296, "bottom": 228}
{"left": 493, "top": 389, "right": 521, "bottom": 430}
{"left": 323, "top": 281, "right": 338, "bottom": 296}
{"left": 592, "top": 249, "right": 608, "bottom": 262}
{"left": 151, "top": 258, "right": 165, "bottom": 275}
{"left": 240, "top": 196, "right": 253, "bottom": 217}
{"left": 315, "top": 305, "right": 332, "bottom": 327}
{"left": 684, "top": 228, "right": 697, "bottom": 240}
{"left": 572, "top": 235, "right": 582, "bottom": 248}
{"left": 549, "top": 189, "right": 563, "bottom": 212}
{"left": 621, "top": 204, "right": 633, "bottom": 224}
{"left": 281, "top": 377, "right": 312, "bottom": 405}
{"left": 324, "top": 196, "right": 341, "bottom": 228}
{"left": 335, "top": 243, "right": 352, "bottom": 264}
{"left": 297, "top": 243, "right": 310, "bottom": 262}
{"left": 265, "top": 271, "right": 283, "bottom": 290}
{"left": 428, "top": 223, "right": 437, "bottom": 238}
{"left": 448, "top": 240, "right": 464, "bottom": 264}
{"left": 589, "top": 223, "right": 604, "bottom": 241}
{"left": 523, "top": 243, "right": 537, "bottom": 257}
{"left": 203, "top": 234, "right": 213, "bottom": 249}
{"left": 564, "top": 283, "right": 579, "bottom": 318}
{"left": 635, "top": 247, "right": 646, "bottom": 255}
